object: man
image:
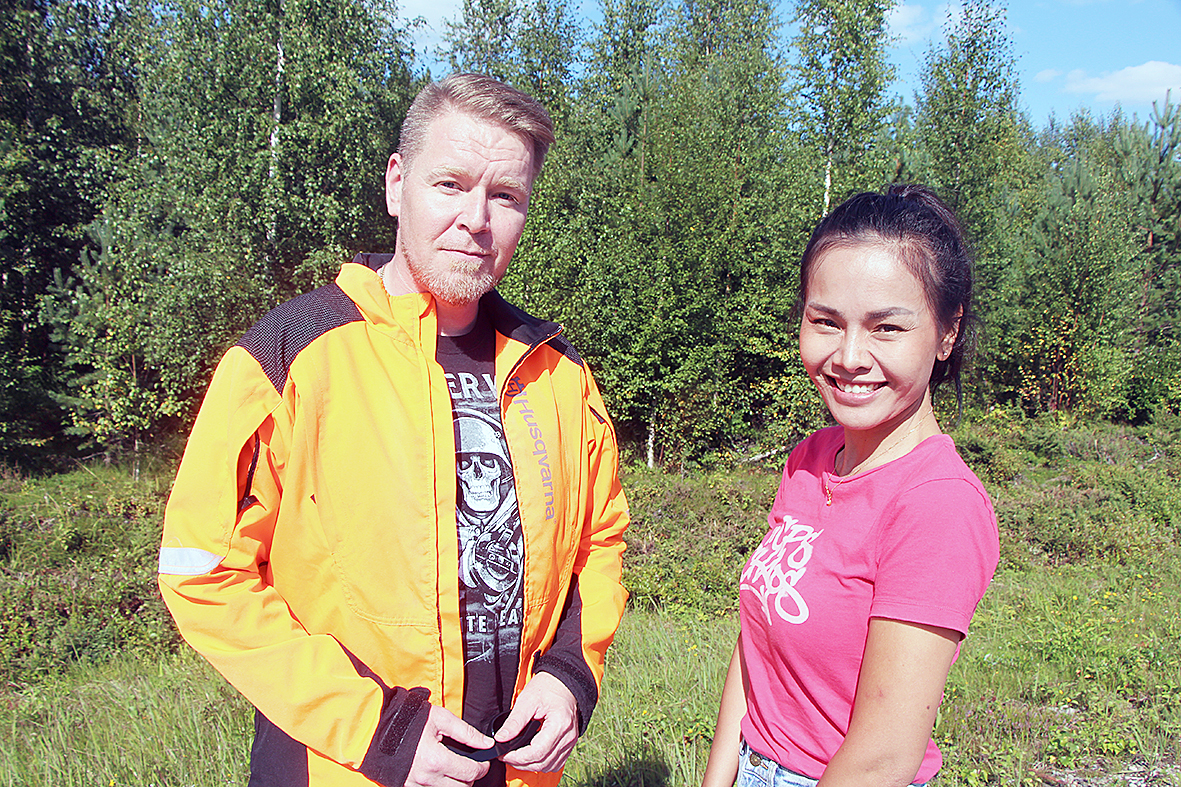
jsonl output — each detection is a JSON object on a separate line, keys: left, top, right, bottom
{"left": 158, "top": 73, "right": 629, "bottom": 787}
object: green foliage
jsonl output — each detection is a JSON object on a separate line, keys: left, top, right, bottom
{"left": 916, "top": 1, "right": 1023, "bottom": 237}
{"left": 952, "top": 409, "right": 1181, "bottom": 568}
{"left": 1117, "top": 94, "right": 1181, "bottom": 354}
{"left": 1010, "top": 128, "right": 1139, "bottom": 417}
{"left": 788, "top": 0, "right": 895, "bottom": 215}
{"left": 2, "top": 0, "right": 1180, "bottom": 470}
{"left": 39, "top": 209, "right": 272, "bottom": 451}
{"left": 0, "top": 0, "right": 140, "bottom": 462}
{"left": 26, "top": 0, "right": 417, "bottom": 456}
{"left": 0, "top": 651, "right": 252, "bottom": 785}
{"left": 134, "top": 0, "right": 411, "bottom": 289}
{"left": 440, "top": 0, "right": 580, "bottom": 120}
{"left": 41, "top": 218, "right": 172, "bottom": 451}
{"left": 913, "top": 1, "right": 1037, "bottom": 412}
{"left": 620, "top": 464, "right": 778, "bottom": 614}
{"left": 506, "top": 0, "right": 821, "bottom": 467}
{"left": 0, "top": 461, "right": 179, "bottom": 685}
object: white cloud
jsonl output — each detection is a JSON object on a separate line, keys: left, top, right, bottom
{"left": 1035, "top": 69, "right": 1063, "bottom": 83}
{"left": 399, "top": 0, "right": 458, "bottom": 27}
{"left": 1064, "top": 60, "right": 1181, "bottom": 103}
{"left": 888, "top": 2, "right": 970, "bottom": 50}
{"left": 887, "top": 4, "right": 936, "bottom": 47}
{"left": 400, "top": 0, "right": 462, "bottom": 62}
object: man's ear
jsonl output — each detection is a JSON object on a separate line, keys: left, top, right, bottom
{"left": 385, "top": 153, "right": 403, "bottom": 218}
{"left": 939, "top": 307, "right": 963, "bottom": 361}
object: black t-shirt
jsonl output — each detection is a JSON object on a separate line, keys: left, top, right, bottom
{"left": 436, "top": 309, "right": 525, "bottom": 786}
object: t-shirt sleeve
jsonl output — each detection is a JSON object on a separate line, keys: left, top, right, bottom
{"left": 870, "top": 477, "right": 999, "bottom": 637}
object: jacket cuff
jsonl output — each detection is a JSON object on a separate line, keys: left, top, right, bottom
{"left": 533, "top": 651, "right": 597, "bottom": 736}
{"left": 532, "top": 573, "right": 598, "bottom": 736}
{"left": 359, "top": 685, "right": 432, "bottom": 787}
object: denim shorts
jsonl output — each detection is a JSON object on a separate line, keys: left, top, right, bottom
{"left": 736, "top": 740, "right": 927, "bottom": 787}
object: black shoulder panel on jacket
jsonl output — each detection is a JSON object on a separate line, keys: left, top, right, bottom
{"left": 237, "top": 283, "right": 363, "bottom": 394}
{"left": 483, "top": 291, "right": 584, "bottom": 367}
{"left": 546, "top": 335, "right": 582, "bottom": 366}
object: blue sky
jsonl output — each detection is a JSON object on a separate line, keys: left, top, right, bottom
{"left": 888, "top": 0, "right": 1181, "bottom": 126}
{"left": 401, "top": 0, "right": 1181, "bottom": 128}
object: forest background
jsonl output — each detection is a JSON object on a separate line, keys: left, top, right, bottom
{"left": 2, "top": 0, "right": 1181, "bottom": 784}
{"left": 2, "top": 0, "right": 1179, "bottom": 467}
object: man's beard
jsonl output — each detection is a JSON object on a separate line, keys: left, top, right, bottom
{"left": 407, "top": 251, "right": 500, "bottom": 306}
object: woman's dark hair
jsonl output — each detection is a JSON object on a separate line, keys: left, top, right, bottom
{"left": 797, "top": 183, "right": 978, "bottom": 409}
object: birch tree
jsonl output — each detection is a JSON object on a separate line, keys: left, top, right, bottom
{"left": 788, "top": 0, "right": 894, "bottom": 216}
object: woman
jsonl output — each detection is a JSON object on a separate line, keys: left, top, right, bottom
{"left": 703, "top": 184, "right": 1000, "bottom": 787}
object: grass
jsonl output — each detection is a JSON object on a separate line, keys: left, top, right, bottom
{"left": 563, "top": 612, "right": 737, "bottom": 787}
{"left": 1, "top": 600, "right": 1178, "bottom": 786}
{"left": 0, "top": 650, "right": 251, "bottom": 786}
{"left": 933, "top": 561, "right": 1181, "bottom": 785}
{"left": 2, "top": 411, "right": 1181, "bottom": 785}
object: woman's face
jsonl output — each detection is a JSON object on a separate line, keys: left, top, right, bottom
{"left": 799, "top": 242, "right": 957, "bottom": 439}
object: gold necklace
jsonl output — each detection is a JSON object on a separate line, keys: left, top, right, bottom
{"left": 823, "top": 413, "right": 930, "bottom": 506}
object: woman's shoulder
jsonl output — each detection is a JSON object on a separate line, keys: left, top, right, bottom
{"left": 787, "top": 425, "right": 843, "bottom": 468}
{"left": 912, "top": 434, "right": 990, "bottom": 497}
{"left": 886, "top": 436, "right": 996, "bottom": 534}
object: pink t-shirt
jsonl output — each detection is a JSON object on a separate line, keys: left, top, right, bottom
{"left": 739, "top": 426, "right": 999, "bottom": 782}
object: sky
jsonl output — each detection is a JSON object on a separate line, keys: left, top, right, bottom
{"left": 399, "top": 0, "right": 1181, "bottom": 129}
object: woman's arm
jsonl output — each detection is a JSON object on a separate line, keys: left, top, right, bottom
{"left": 702, "top": 638, "right": 749, "bottom": 787}
{"left": 817, "top": 618, "right": 959, "bottom": 787}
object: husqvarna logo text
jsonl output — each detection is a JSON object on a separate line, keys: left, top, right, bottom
{"left": 506, "top": 376, "right": 555, "bottom": 520}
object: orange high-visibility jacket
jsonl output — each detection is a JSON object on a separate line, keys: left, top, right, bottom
{"left": 158, "top": 256, "right": 629, "bottom": 787}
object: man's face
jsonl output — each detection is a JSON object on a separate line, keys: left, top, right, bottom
{"left": 385, "top": 111, "right": 535, "bottom": 307}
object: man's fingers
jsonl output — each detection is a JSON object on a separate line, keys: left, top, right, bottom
{"left": 492, "top": 706, "right": 533, "bottom": 742}
{"left": 496, "top": 672, "right": 579, "bottom": 771}
{"left": 433, "top": 706, "right": 494, "bottom": 750}
{"left": 405, "top": 706, "right": 494, "bottom": 787}
{"left": 500, "top": 714, "right": 576, "bottom": 772}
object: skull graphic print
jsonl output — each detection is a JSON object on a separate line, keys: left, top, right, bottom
{"left": 454, "top": 407, "right": 525, "bottom": 662}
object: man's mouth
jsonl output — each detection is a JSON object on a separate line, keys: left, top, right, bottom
{"left": 445, "top": 250, "right": 492, "bottom": 270}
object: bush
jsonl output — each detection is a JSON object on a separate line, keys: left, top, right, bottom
{"left": 0, "top": 463, "right": 179, "bottom": 685}
{"left": 620, "top": 464, "right": 779, "bottom": 615}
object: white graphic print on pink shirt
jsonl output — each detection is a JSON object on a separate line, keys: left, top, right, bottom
{"left": 740, "top": 516, "right": 823, "bottom": 625}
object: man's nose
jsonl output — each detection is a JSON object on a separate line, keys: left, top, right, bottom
{"left": 457, "top": 191, "right": 491, "bottom": 233}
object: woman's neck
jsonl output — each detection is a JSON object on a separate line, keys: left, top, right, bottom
{"left": 836, "top": 397, "right": 942, "bottom": 477}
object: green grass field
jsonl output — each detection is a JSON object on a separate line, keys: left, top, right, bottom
{"left": 2, "top": 411, "right": 1180, "bottom": 785}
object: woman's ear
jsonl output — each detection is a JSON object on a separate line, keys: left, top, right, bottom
{"left": 938, "top": 308, "right": 963, "bottom": 361}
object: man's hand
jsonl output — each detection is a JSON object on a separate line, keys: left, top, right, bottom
{"left": 496, "top": 672, "right": 579, "bottom": 773}
{"left": 406, "top": 705, "right": 494, "bottom": 787}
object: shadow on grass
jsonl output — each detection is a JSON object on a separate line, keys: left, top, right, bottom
{"left": 572, "top": 755, "right": 672, "bottom": 787}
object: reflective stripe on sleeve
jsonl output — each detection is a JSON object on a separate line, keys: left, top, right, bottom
{"left": 158, "top": 546, "right": 222, "bottom": 575}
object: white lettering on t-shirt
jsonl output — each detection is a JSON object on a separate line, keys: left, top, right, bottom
{"left": 445, "top": 372, "right": 497, "bottom": 401}
{"left": 740, "top": 515, "right": 823, "bottom": 625}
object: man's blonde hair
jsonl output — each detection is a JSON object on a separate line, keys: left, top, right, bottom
{"left": 397, "top": 73, "right": 554, "bottom": 177}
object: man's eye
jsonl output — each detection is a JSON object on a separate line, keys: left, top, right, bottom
{"left": 494, "top": 191, "right": 519, "bottom": 203}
